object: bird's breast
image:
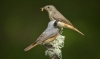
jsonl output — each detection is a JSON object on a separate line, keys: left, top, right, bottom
{"left": 43, "top": 33, "right": 58, "bottom": 44}
{"left": 49, "top": 13, "right": 55, "bottom": 20}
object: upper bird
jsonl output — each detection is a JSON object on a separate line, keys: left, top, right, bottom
{"left": 24, "top": 20, "right": 59, "bottom": 51}
{"left": 41, "top": 5, "right": 84, "bottom": 36}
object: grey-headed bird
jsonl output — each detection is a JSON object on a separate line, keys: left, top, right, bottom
{"left": 24, "top": 20, "right": 59, "bottom": 51}
{"left": 41, "top": 5, "right": 84, "bottom": 36}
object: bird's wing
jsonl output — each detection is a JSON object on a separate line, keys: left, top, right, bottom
{"left": 24, "top": 30, "right": 58, "bottom": 51}
{"left": 35, "top": 30, "right": 58, "bottom": 44}
{"left": 52, "top": 13, "right": 74, "bottom": 26}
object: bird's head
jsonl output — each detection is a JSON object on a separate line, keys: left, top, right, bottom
{"left": 41, "top": 5, "right": 56, "bottom": 13}
{"left": 48, "top": 20, "right": 58, "bottom": 28}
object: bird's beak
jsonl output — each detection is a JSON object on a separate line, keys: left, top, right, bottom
{"left": 41, "top": 8, "right": 44, "bottom": 11}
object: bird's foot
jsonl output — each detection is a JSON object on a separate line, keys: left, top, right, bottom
{"left": 59, "top": 28, "right": 63, "bottom": 34}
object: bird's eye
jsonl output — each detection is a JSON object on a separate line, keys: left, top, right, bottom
{"left": 48, "top": 6, "right": 49, "bottom": 8}
{"left": 54, "top": 20, "right": 58, "bottom": 27}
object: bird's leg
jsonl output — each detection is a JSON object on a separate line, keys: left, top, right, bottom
{"left": 44, "top": 43, "right": 54, "bottom": 49}
{"left": 59, "top": 28, "right": 63, "bottom": 34}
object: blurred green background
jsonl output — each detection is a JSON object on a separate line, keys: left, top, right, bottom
{"left": 0, "top": 0, "right": 100, "bottom": 59}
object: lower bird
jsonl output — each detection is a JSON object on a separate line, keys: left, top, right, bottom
{"left": 24, "top": 20, "right": 59, "bottom": 51}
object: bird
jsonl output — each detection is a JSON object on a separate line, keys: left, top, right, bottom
{"left": 24, "top": 20, "right": 60, "bottom": 51}
{"left": 41, "top": 5, "right": 84, "bottom": 36}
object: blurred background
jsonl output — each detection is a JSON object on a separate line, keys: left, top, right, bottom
{"left": 0, "top": 0, "right": 100, "bottom": 59}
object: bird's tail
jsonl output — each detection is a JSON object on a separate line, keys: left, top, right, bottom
{"left": 65, "top": 24, "right": 84, "bottom": 36}
{"left": 24, "top": 43, "right": 38, "bottom": 51}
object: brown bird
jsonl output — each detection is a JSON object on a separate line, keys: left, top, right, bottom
{"left": 41, "top": 5, "right": 84, "bottom": 36}
{"left": 24, "top": 20, "right": 59, "bottom": 51}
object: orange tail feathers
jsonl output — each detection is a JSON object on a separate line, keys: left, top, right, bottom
{"left": 65, "top": 24, "right": 84, "bottom": 36}
{"left": 57, "top": 21, "right": 84, "bottom": 36}
{"left": 24, "top": 43, "right": 38, "bottom": 51}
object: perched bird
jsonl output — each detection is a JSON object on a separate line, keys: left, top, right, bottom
{"left": 24, "top": 20, "right": 59, "bottom": 51}
{"left": 41, "top": 5, "right": 84, "bottom": 36}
